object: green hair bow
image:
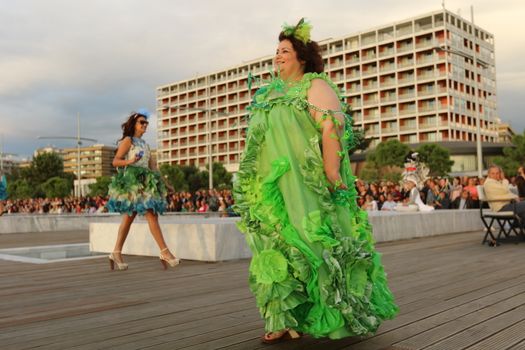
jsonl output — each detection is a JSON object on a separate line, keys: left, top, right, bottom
{"left": 282, "top": 18, "right": 312, "bottom": 44}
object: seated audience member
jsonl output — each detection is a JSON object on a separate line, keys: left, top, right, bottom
{"left": 425, "top": 180, "right": 440, "bottom": 207}
{"left": 452, "top": 190, "right": 475, "bottom": 209}
{"left": 464, "top": 177, "right": 480, "bottom": 207}
{"left": 434, "top": 191, "right": 451, "bottom": 210}
{"left": 396, "top": 178, "right": 434, "bottom": 212}
{"left": 381, "top": 193, "right": 397, "bottom": 211}
{"left": 438, "top": 178, "right": 451, "bottom": 195}
{"left": 516, "top": 165, "right": 525, "bottom": 201}
{"left": 362, "top": 194, "right": 378, "bottom": 211}
{"left": 483, "top": 165, "right": 525, "bottom": 225}
{"left": 377, "top": 194, "right": 386, "bottom": 210}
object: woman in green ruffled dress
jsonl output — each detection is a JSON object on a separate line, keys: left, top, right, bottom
{"left": 233, "top": 19, "right": 398, "bottom": 343}
{"left": 106, "top": 110, "right": 179, "bottom": 270}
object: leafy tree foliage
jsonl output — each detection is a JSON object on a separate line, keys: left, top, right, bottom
{"left": 415, "top": 144, "right": 454, "bottom": 177}
{"left": 493, "top": 131, "right": 525, "bottom": 176}
{"left": 88, "top": 176, "right": 112, "bottom": 197}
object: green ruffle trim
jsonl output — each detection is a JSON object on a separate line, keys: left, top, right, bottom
{"left": 233, "top": 73, "right": 398, "bottom": 338}
{"left": 107, "top": 166, "right": 167, "bottom": 215}
{"left": 300, "top": 134, "right": 399, "bottom": 336}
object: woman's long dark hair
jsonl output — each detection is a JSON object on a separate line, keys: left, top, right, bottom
{"left": 118, "top": 111, "right": 147, "bottom": 142}
{"left": 278, "top": 32, "right": 324, "bottom": 73}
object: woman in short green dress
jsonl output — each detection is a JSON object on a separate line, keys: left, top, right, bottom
{"left": 233, "top": 19, "right": 398, "bottom": 343}
{"left": 106, "top": 110, "right": 179, "bottom": 270}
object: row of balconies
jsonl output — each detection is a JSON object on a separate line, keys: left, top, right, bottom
{"left": 350, "top": 87, "right": 448, "bottom": 106}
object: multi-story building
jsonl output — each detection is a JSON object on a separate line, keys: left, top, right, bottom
{"left": 157, "top": 9, "right": 500, "bottom": 173}
{"left": 34, "top": 146, "right": 63, "bottom": 158}
{"left": 62, "top": 144, "right": 116, "bottom": 179}
{"left": 494, "top": 118, "right": 515, "bottom": 144}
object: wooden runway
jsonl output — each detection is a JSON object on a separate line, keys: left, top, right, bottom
{"left": 0, "top": 229, "right": 524, "bottom": 349}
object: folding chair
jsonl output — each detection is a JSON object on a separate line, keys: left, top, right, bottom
{"left": 477, "top": 185, "right": 524, "bottom": 246}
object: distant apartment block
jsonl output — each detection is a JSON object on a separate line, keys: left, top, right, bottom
{"left": 62, "top": 144, "right": 116, "bottom": 179}
{"left": 157, "top": 9, "right": 499, "bottom": 172}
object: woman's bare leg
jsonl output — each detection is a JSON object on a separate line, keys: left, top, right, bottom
{"left": 144, "top": 210, "right": 175, "bottom": 259}
{"left": 112, "top": 212, "right": 137, "bottom": 262}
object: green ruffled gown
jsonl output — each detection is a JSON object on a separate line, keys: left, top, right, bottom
{"left": 233, "top": 73, "right": 398, "bottom": 339}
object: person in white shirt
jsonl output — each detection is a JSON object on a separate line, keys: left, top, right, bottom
{"left": 484, "top": 165, "right": 525, "bottom": 226}
{"left": 381, "top": 193, "right": 397, "bottom": 211}
{"left": 363, "top": 194, "right": 378, "bottom": 211}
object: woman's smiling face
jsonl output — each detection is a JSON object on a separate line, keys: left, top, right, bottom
{"left": 274, "top": 39, "right": 304, "bottom": 80}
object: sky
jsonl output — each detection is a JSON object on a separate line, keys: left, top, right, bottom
{"left": 1, "top": 0, "right": 524, "bottom": 159}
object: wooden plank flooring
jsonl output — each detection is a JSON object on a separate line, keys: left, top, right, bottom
{"left": 0, "top": 229, "right": 524, "bottom": 349}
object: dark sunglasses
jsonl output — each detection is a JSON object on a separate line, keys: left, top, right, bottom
{"left": 138, "top": 120, "right": 149, "bottom": 126}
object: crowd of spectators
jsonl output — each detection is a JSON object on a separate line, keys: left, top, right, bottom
{"left": 2, "top": 169, "right": 525, "bottom": 215}
{"left": 1, "top": 196, "right": 109, "bottom": 215}
{"left": 0, "top": 189, "right": 236, "bottom": 216}
{"left": 357, "top": 170, "right": 525, "bottom": 212}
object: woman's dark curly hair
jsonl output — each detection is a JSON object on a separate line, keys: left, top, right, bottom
{"left": 118, "top": 111, "right": 148, "bottom": 142}
{"left": 278, "top": 32, "right": 324, "bottom": 74}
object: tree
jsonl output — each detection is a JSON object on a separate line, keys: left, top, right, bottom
{"left": 41, "top": 177, "right": 72, "bottom": 198}
{"left": 180, "top": 165, "right": 201, "bottom": 192}
{"left": 373, "top": 140, "right": 410, "bottom": 168}
{"left": 359, "top": 161, "right": 380, "bottom": 183}
{"left": 210, "top": 162, "right": 233, "bottom": 189}
{"left": 7, "top": 179, "right": 33, "bottom": 199}
{"left": 362, "top": 140, "right": 409, "bottom": 181}
{"left": 88, "top": 176, "right": 112, "bottom": 197}
{"left": 159, "top": 164, "right": 187, "bottom": 191}
{"left": 493, "top": 130, "right": 525, "bottom": 176}
{"left": 416, "top": 143, "right": 454, "bottom": 177}
{"left": 28, "top": 152, "right": 65, "bottom": 186}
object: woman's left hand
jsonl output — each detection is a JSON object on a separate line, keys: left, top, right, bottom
{"left": 327, "top": 173, "right": 347, "bottom": 191}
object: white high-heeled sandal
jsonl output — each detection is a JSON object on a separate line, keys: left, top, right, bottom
{"left": 159, "top": 247, "right": 180, "bottom": 269}
{"left": 108, "top": 251, "right": 128, "bottom": 271}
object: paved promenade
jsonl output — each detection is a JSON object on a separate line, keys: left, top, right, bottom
{"left": 1, "top": 229, "right": 525, "bottom": 349}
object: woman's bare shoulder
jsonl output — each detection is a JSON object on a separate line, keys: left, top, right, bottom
{"left": 307, "top": 78, "right": 340, "bottom": 111}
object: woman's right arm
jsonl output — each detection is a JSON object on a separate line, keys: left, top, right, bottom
{"left": 112, "top": 137, "right": 136, "bottom": 167}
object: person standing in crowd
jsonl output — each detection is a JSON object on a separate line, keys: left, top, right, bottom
{"left": 233, "top": 19, "right": 397, "bottom": 343}
{"left": 106, "top": 110, "right": 179, "bottom": 270}
{"left": 449, "top": 177, "right": 463, "bottom": 202}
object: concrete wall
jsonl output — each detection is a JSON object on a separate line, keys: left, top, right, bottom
{"left": 89, "top": 210, "right": 483, "bottom": 262}
{"left": 0, "top": 214, "right": 122, "bottom": 234}
{"left": 368, "top": 210, "right": 483, "bottom": 242}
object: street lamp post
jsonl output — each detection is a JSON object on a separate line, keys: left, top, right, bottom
{"left": 38, "top": 113, "right": 97, "bottom": 197}
{"left": 434, "top": 44, "right": 488, "bottom": 178}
